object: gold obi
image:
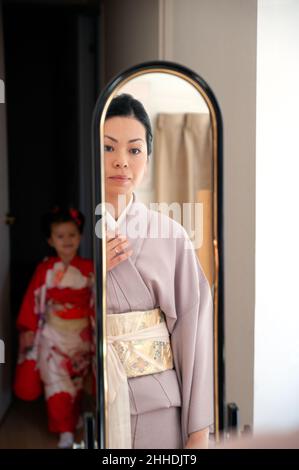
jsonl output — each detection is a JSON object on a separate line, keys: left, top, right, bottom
{"left": 45, "top": 310, "right": 89, "bottom": 333}
{"left": 106, "top": 308, "right": 174, "bottom": 378}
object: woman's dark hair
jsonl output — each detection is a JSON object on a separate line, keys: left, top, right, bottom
{"left": 105, "top": 93, "right": 153, "bottom": 156}
{"left": 41, "top": 206, "right": 85, "bottom": 238}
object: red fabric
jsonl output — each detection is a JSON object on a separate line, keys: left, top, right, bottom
{"left": 53, "top": 308, "right": 94, "bottom": 320}
{"left": 47, "top": 391, "right": 83, "bottom": 433}
{"left": 16, "top": 256, "right": 94, "bottom": 330}
{"left": 46, "top": 287, "right": 92, "bottom": 307}
{"left": 13, "top": 360, "right": 43, "bottom": 401}
{"left": 46, "top": 286, "right": 94, "bottom": 319}
{"left": 16, "top": 263, "right": 47, "bottom": 332}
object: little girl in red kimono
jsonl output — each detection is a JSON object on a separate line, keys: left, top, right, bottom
{"left": 13, "top": 207, "right": 95, "bottom": 449}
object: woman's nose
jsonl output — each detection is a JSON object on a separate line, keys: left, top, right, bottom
{"left": 114, "top": 160, "right": 128, "bottom": 168}
{"left": 113, "top": 150, "right": 129, "bottom": 168}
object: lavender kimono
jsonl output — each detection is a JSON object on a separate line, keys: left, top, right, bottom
{"left": 105, "top": 192, "right": 214, "bottom": 449}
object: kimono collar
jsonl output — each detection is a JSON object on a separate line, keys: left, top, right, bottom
{"left": 105, "top": 193, "right": 134, "bottom": 231}
{"left": 104, "top": 191, "right": 149, "bottom": 244}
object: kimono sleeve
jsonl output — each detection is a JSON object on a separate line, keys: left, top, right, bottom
{"left": 16, "top": 263, "right": 46, "bottom": 332}
{"left": 170, "top": 232, "right": 214, "bottom": 446}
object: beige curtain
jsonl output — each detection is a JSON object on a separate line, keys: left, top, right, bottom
{"left": 154, "top": 113, "right": 214, "bottom": 287}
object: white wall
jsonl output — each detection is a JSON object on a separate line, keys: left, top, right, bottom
{"left": 254, "top": 0, "right": 299, "bottom": 431}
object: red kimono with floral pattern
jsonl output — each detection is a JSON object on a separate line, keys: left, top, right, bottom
{"left": 14, "top": 255, "right": 95, "bottom": 433}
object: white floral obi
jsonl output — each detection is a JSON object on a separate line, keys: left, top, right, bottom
{"left": 106, "top": 308, "right": 174, "bottom": 449}
{"left": 106, "top": 308, "right": 173, "bottom": 378}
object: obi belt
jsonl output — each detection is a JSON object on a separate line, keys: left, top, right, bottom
{"left": 107, "top": 308, "right": 174, "bottom": 449}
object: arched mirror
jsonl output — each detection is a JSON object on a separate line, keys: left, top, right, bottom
{"left": 91, "top": 61, "right": 224, "bottom": 449}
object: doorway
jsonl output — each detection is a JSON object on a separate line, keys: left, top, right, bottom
{"left": 0, "top": 0, "right": 100, "bottom": 448}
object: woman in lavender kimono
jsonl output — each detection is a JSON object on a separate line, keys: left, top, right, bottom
{"left": 103, "top": 93, "right": 214, "bottom": 449}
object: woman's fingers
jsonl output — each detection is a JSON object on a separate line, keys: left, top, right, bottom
{"left": 105, "top": 231, "right": 132, "bottom": 271}
{"left": 110, "top": 240, "right": 129, "bottom": 256}
{"left": 108, "top": 249, "right": 133, "bottom": 270}
{"left": 106, "top": 232, "right": 128, "bottom": 253}
{"left": 107, "top": 232, "right": 123, "bottom": 246}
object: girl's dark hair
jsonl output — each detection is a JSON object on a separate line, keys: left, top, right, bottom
{"left": 106, "top": 93, "right": 153, "bottom": 156}
{"left": 41, "top": 206, "right": 85, "bottom": 238}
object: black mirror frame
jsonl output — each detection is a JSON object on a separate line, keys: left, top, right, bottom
{"left": 91, "top": 60, "right": 225, "bottom": 449}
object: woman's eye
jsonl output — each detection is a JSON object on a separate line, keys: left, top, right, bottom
{"left": 130, "top": 148, "right": 141, "bottom": 155}
{"left": 104, "top": 145, "right": 114, "bottom": 152}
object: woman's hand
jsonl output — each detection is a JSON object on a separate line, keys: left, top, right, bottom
{"left": 106, "top": 231, "right": 133, "bottom": 271}
{"left": 184, "top": 427, "right": 210, "bottom": 449}
{"left": 19, "top": 330, "right": 35, "bottom": 352}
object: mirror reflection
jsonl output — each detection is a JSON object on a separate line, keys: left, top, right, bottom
{"left": 102, "top": 72, "right": 216, "bottom": 449}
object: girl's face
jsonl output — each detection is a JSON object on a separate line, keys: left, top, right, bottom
{"left": 48, "top": 221, "right": 81, "bottom": 260}
{"left": 104, "top": 116, "right": 148, "bottom": 199}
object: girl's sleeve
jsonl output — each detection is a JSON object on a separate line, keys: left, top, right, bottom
{"left": 170, "top": 233, "right": 214, "bottom": 447}
{"left": 16, "top": 263, "right": 45, "bottom": 332}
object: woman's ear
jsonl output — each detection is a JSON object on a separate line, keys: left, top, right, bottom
{"left": 47, "top": 237, "right": 53, "bottom": 247}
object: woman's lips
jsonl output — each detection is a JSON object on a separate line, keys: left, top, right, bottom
{"left": 109, "top": 176, "right": 131, "bottom": 183}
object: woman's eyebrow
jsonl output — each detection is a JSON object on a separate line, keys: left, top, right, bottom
{"left": 104, "top": 135, "right": 144, "bottom": 143}
{"left": 128, "top": 138, "right": 144, "bottom": 143}
{"left": 104, "top": 135, "right": 118, "bottom": 142}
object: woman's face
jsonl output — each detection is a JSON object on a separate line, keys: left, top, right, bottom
{"left": 104, "top": 116, "right": 148, "bottom": 199}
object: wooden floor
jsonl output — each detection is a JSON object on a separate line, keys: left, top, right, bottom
{"left": 0, "top": 397, "right": 93, "bottom": 449}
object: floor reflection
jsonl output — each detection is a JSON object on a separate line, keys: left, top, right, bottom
{"left": 0, "top": 395, "right": 94, "bottom": 449}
